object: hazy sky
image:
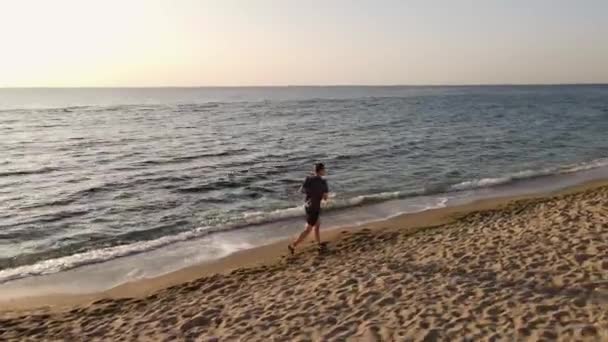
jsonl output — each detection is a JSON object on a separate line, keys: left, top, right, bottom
{"left": 1, "top": 0, "right": 607, "bottom": 87}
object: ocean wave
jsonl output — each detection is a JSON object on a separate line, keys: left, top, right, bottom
{"left": 1, "top": 157, "right": 607, "bottom": 283}
{"left": 562, "top": 157, "right": 608, "bottom": 173}
{"left": 0, "top": 167, "right": 59, "bottom": 177}
{"left": 242, "top": 190, "right": 413, "bottom": 225}
{"left": 242, "top": 206, "right": 305, "bottom": 225}
{"left": 177, "top": 180, "right": 242, "bottom": 193}
{"left": 450, "top": 158, "right": 608, "bottom": 191}
{"left": 175, "top": 102, "right": 222, "bottom": 112}
{"left": 0, "top": 189, "right": 421, "bottom": 283}
{"left": 134, "top": 148, "right": 249, "bottom": 167}
{"left": 0, "top": 228, "right": 207, "bottom": 283}
{"left": 241, "top": 158, "right": 608, "bottom": 227}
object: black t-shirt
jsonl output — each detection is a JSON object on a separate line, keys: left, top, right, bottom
{"left": 301, "top": 175, "right": 328, "bottom": 209}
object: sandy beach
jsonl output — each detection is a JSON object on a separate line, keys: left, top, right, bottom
{"left": 1, "top": 182, "right": 608, "bottom": 341}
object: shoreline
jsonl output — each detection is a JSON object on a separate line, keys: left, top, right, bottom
{"left": 3, "top": 177, "right": 608, "bottom": 313}
{"left": 2, "top": 178, "right": 608, "bottom": 340}
{"left": 2, "top": 157, "right": 607, "bottom": 297}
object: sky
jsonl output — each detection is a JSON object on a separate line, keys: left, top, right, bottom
{"left": 0, "top": 0, "right": 607, "bottom": 87}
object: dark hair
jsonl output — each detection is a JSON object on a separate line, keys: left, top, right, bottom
{"left": 315, "top": 162, "right": 325, "bottom": 173}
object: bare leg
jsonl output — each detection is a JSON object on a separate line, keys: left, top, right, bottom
{"left": 291, "top": 224, "right": 313, "bottom": 248}
{"left": 313, "top": 220, "right": 321, "bottom": 245}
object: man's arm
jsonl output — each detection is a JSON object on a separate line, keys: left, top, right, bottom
{"left": 322, "top": 180, "right": 329, "bottom": 201}
{"left": 299, "top": 177, "right": 309, "bottom": 194}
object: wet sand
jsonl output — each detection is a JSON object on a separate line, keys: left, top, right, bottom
{"left": 1, "top": 182, "right": 608, "bottom": 340}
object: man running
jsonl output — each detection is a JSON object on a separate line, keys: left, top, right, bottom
{"left": 288, "top": 163, "right": 329, "bottom": 255}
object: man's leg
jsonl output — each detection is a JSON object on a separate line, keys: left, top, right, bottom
{"left": 291, "top": 224, "right": 313, "bottom": 248}
{"left": 313, "top": 220, "right": 321, "bottom": 245}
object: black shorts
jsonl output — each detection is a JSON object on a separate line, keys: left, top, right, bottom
{"left": 305, "top": 206, "right": 321, "bottom": 225}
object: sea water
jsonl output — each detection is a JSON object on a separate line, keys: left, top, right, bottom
{"left": 1, "top": 85, "right": 607, "bottom": 293}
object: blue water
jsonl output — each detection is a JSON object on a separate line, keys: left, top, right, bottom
{"left": 1, "top": 85, "right": 607, "bottom": 283}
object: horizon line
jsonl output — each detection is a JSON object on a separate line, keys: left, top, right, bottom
{"left": 1, "top": 82, "right": 608, "bottom": 89}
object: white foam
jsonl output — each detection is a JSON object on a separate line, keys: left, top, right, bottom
{"left": 0, "top": 226, "right": 213, "bottom": 283}
{"left": 380, "top": 196, "right": 449, "bottom": 222}
{"left": 563, "top": 157, "right": 608, "bottom": 173}
{"left": 243, "top": 206, "right": 305, "bottom": 225}
{"left": 450, "top": 177, "right": 511, "bottom": 191}
{"left": 450, "top": 157, "right": 608, "bottom": 192}
{"left": 214, "top": 240, "right": 255, "bottom": 254}
{"left": 343, "top": 191, "right": 403, "bottom": 206}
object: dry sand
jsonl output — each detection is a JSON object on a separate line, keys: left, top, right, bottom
{"left": 1, "top": 183, "right": 608, "bottom": 341}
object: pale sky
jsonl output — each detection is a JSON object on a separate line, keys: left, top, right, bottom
{"left": 1, "top": 0, "right": 607, "bottom": 87}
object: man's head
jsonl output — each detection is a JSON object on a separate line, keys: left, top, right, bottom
{"left": 314, "top": 162, "right": 326, "bottom": 176}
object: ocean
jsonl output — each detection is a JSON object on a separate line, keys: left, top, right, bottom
{"left": 1, "top": 85, "right": 608, "bottom": 293}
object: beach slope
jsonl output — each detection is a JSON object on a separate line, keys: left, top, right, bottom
{"left": 1, "top": 185, "right": 608, "bottom": 341}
